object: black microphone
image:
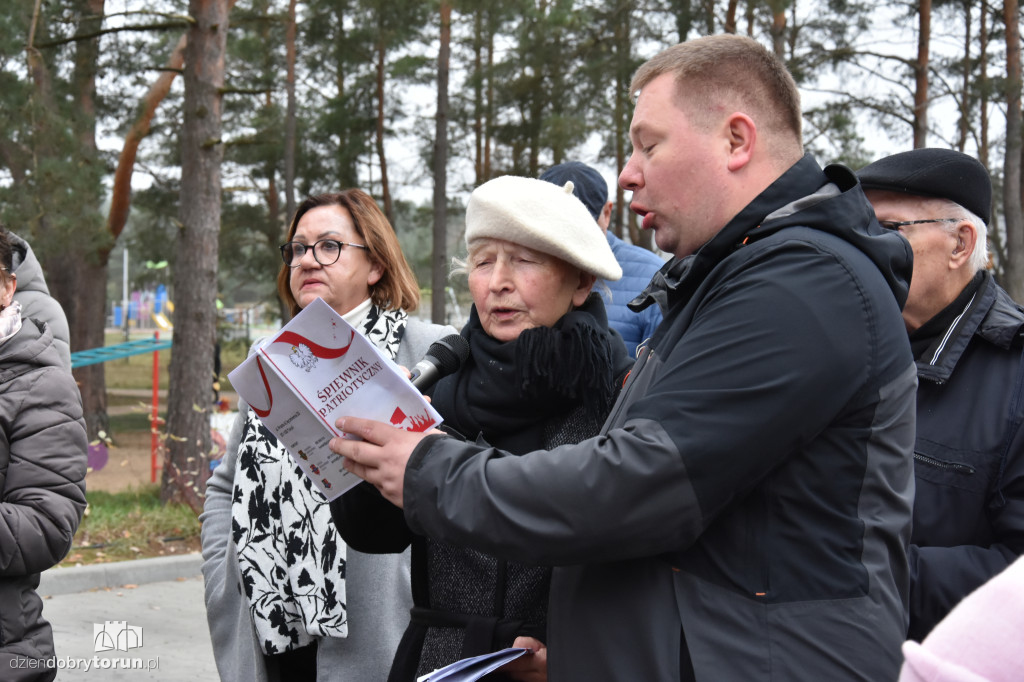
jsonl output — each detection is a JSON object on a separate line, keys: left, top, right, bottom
{"left": 409, "top": 334, "right": 471, "bottom": 391}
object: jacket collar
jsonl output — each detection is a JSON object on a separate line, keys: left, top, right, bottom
{"left": 918, "top": 271, "right": 1024, "bottom": 383}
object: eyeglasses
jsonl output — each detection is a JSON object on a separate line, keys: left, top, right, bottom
{"left": 280, "top": 239, "right": 367, "bottom": 267}
{"left": 877, "top": 218, "right": 960, "bottom": 232}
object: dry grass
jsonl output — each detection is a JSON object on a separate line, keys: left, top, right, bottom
{"left": 61, "top": 485, "right": 202, "bottom": 566}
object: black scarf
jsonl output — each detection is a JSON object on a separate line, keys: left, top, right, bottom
{"left": 430, "top": 293, "right": 629, "bottom": 454}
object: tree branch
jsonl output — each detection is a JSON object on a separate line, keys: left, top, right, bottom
{"left": 107, "top": 32, "right": 188, "bottom": 240}
{"left": 35, "top": 20, "right": 192, "bottom": 49}
{"left": 220, "top": 86, "right": 273, "bottom": 95}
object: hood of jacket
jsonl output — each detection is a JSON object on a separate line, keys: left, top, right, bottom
{"left": 631, "top": 154, "right": 914, "bottom": 316}
{"left": 975, "top": 275, "right": 1024, "bottom": 347}
{"left": 6, "top": 230, "right": 53, "bottom": 299}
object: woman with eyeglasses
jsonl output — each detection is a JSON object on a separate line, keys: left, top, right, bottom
{"left": 201, "top": 190, "right": 455, "bottom": 682}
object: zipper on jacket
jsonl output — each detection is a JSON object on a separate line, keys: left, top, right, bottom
{"left": 914, "top": 451, "right": 975, "bottom": 475}
{"left": 927, "top": 292, "right": 977, "bottom": 367}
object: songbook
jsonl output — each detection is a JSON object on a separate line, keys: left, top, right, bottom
{"left": 416, "top": 648, "right": 529, "bottom": 682}
{"left": 227, "top": 296, "right": 443, "bottom": 500}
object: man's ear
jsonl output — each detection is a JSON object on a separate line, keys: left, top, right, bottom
{"left": 597, "top": 201, "right": 613, "bottom": 232}
{"left": 951, "top": 221, "right": 978, "bottom": 269}
{"left": 725, "top": 112, "right": 756, "bottom": 172}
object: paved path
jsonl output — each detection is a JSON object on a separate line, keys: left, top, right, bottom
{"left": 38, "top": 554, "right": 218, "bottom": 681}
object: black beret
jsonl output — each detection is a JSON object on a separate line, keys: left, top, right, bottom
{"left": 856, "top": 148, "right": 991, "bottom": 224}
{"left": 539, "top": 162, "right": 608, "bottom": 219}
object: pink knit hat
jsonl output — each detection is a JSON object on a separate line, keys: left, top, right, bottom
{"left": 898, "top": 556, "right": 1024, "bottom": 681}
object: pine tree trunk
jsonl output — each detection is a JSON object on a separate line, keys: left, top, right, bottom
{"left": 979, "top": 0, "right": 990, "bottom": 171}
{"left": 473, "top": 9, "right": 484, "bottom": 186}
{"left": 284, "top": 0, "right": 297, "bottom": 224}
{"left": 614, "top": 6, "right": 630, "bottom": 242}
{"left": 913, "top": 0, "right": 932, "bottom": 148}
{"left": 1002, "top": 0, "right": 1024, "bottom": 300}
{"left": 69, "top": 258, "right": 110, "bottom": 440}
{"left": 432, "top": 1, "right": 451, "bottom": 325}
{"left": 375, "top": 39, "right": 393, "bottom": 224}
{"left": 53, "top": 0, "right": 110, "bottom": 441}
{"left": 957, "top": 4, "right": 972, "bottom": 151}
{"left": 162, "top": 0, "right": 229, "bottom": 511}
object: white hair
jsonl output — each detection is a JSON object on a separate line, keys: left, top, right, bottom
{"left": 940, "top": 199, "right": 989, "bottom": 273}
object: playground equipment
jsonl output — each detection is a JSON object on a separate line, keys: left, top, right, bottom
{"left": 71, "top": 333, "right": 172, "bottom": 483}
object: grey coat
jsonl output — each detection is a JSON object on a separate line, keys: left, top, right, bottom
{"left": 201, "top": 316, "right": 454, "bottom": 682}
{"left": 0, "top": 319, "right": 87, "bottom": 679}
{"left": 6, "top": 231, "right": 71, "bottom": 372}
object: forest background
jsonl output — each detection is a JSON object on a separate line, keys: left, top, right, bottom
{"left": 1, "top": 0, "right": 1021, "bottom": 508}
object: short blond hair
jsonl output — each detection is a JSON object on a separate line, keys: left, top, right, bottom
{"left": 631, "top": 35, "right": 803, "bottom": 152}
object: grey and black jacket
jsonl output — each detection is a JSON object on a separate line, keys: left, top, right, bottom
{"left": 0, "top": 319, "right": 87, "bottom": 680}
{"left": 908, "top": 270, "right": 1024, "bottom": 640}
{"left": 401, "top": 155, "right": 918, "bottom": 681}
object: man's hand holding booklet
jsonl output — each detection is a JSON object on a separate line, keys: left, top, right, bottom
{"left": 227, "top": 296, "right": 442, "bottom": 500}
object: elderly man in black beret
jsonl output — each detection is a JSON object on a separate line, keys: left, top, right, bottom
{"left": 858, "top": 148, "right": 1024, "bottom": 642}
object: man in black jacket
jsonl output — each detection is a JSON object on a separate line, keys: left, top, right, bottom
{"left": 331, "top": 35, "right": 917, "bottom": 681}
{"left": 859, "top": 148, "right": 1024, "bottom": 641}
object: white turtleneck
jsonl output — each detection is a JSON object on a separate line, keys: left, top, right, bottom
{"left": 341, "top": 297, "right": 373, "bottom": 330}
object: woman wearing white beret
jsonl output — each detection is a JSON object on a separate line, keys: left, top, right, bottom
{"left": 331, "top": 176, "right": 634, "bottom": 681}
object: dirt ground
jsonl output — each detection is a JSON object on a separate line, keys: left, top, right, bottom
{"left": 88, "top": 392, "right": 238, "bottom": 494}
{"left": 86, "top": 430, "right": 164, "bottom": 493}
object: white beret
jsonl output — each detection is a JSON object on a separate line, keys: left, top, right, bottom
{"left": 465, "top": 175, "right": 622, "bottom": 281}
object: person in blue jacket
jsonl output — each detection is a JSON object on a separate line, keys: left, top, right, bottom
{"left": 540, "top": 161, "right": 665, "bottom": 357}
{"left": 858, "top": 147, "right": 1024, "bottom": 642}
{"left": 329, "top": 35, "right": 916, "bottom": 681}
